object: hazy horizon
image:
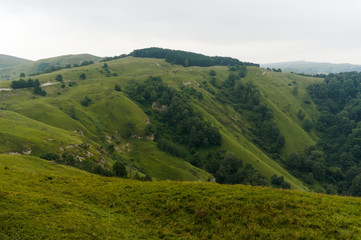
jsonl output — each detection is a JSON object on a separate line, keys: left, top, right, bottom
{"left": 2, "top": 0, "right": 361, "bottom": 64}
{"left": 4, "top": 52, "right": 361, "bottom": 67}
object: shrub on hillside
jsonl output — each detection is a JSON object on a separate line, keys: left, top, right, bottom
{"left": 79, "top": 73, "right": 86, "bottom": 80}
{"left": 113, "top": 161, "right": 127, "bottom": 177}
{"left": 56, "top": 74, "right": 63, "bottom": 82}
{"left": 271, "top": 174, "right": 291, "bottom": 189}
{"left": 114, "top": 84, "right": 121, "bottom": 92}
{"left": 81, "top": 95, "right": 92, "bottom": 106}
{"left": 39, "top": 153, "right": 59, "bottom": 161}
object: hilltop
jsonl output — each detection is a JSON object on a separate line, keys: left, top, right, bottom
{"left": 262, "top": 60, "right": 361, "bottom": 74}
{"left": 0, "top": 54, "right": 31, "bottom": 68}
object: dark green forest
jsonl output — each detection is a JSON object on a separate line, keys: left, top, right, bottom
{"left": 127, "top": 76, "right": 222, "bottom": 149}
{"left": 284, "top": 72, "right": 361, "bottom": 195}
{"left": 130, "top": 47, "right": 260, "bottom": 67}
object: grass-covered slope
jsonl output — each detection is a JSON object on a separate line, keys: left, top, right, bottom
{"left": 0, "top": 110, "right": 83, "bottom": 154}
{"left": 0, "top": 59, "right": 212, "bottom": 182}
{"left": 0, "top": 56, "right": 321, "bottom": 188}
{"left": 0, "top": 54, "right": 32, "bottom": 68}
{"left": 1, "top": 155, "right": 361, "bottom": 239}
{"left": 244, "top": 67, "right": 321, "bottom": 157}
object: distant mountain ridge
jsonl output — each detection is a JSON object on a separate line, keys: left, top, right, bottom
{"left": 261, "top": 60, "right": 361, "bottom": 74}
{"left": 0, "top": 54, "right": 32, "bottom": 68}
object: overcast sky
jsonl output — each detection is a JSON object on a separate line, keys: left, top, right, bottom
{"left": 2, "top": 0, "right": 361, "bottom": 64}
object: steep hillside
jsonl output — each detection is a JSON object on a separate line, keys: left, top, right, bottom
{"left": 245, "top": 67, "right": 321, "bottom": 156}
{"left": 1, "top": 155, "right": 361, "bottom": 239}
{"left": 0, "top": 54, "right": 100, "bottom": 81}
{"left": 0, "top": 56, "right": 321, "bottom": 190}
{"left": 0, "top": 54, "right": 31, "bottom": 68}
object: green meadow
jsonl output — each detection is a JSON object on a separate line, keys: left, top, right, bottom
{"left": 1, "top": 154, "right": 361, "bottom": 239}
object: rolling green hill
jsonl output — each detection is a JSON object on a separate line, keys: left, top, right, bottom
{"left": 0, "top": 54, "right": 100, "bottom": 81}
{"left": 0, "top": 55, "right": 323, "bottom": 190}
{"left": 1, "top": 154, "right": 361, "bottom": 239}
{"left": 0, "top": 54, "right": 31, "bottom": 69}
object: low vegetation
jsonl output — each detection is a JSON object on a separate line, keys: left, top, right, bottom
{"left": 1, "top": 155, "right": 361, "bottom": 239}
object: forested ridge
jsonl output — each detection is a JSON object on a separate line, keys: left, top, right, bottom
{"left": 130, "top": 47, "right": 260, "bottom": 67}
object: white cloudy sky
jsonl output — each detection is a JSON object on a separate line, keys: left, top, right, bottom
{"left": 1, "top": 0, "right": 361, "bottom": 64}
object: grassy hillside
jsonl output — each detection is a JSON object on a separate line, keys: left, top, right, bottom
{"left": 0, "top": 56, "right": 323, "bottom": 189}
{"left": 0, "top": 54, "right": 31, "bottom": 68}
{"left": 245, "top": 67, "right": 321, "bottom": 157}
{"left": 0, "top": 110, "right": 84, "bottom": 155}
{"left": 1, "top": 154, "right": 361, "bottom": 239}
{"left": 0, "top": 59, "right": 212, "bottom": 182}
{"left": 0, "top": 54, "right": 100, "bottom": 81}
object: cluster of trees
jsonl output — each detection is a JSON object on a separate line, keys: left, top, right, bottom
{"left": 193, "top": 151, "right": 267, "bottom": 186}
{"left": 266, "top": 68, "right": 282, "bottom": 72}
{"left": 77, "top": 61, "right": 94, "bottom": 67}
{"left": 294, "top": 72, "right": 327, "bottom": 78}
{"left": 79, "top": 73, "right": 86, "bottom": 80}
{"left": 29, "top": 61, "right": 94, "bottom": 77}
{"left": 98, "top": 63, "right": 118, "bottom": 77}
{"left": 39, "top": 152, "right": 128, "bottom": 178}
{"left": 127, "top": 76, "right": 222, "bottom": 150}
{"left": 271, "top": 174, "right": 291, "bottom": 189}
{"left": 11, "top": 79, "right": 36, "bottom": 89}
{"left": 101, "top": 54, "right": 127, "bottom": 62}
{"left": 283, "top": 72, "right": 361, "bottom": 195}
{"left": 114, "top": 84, "right": 122, "bottom": 92}
{"left": 130, "top": 47, "right": 259, "bottom": 67}
{"left": 33, "top": 82, "right": 46, "bottom": 96}
{"left": 10, "top": 78, "right": 46, "bottom": 96}
{"left": 284, "top": 149, "right": 330, "bottom": 184}
{"left": 56, "top": 74, "right": 63, "bottom": 82}
{"left": 81, "top": 95, "right": 93, "bottom": 107}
